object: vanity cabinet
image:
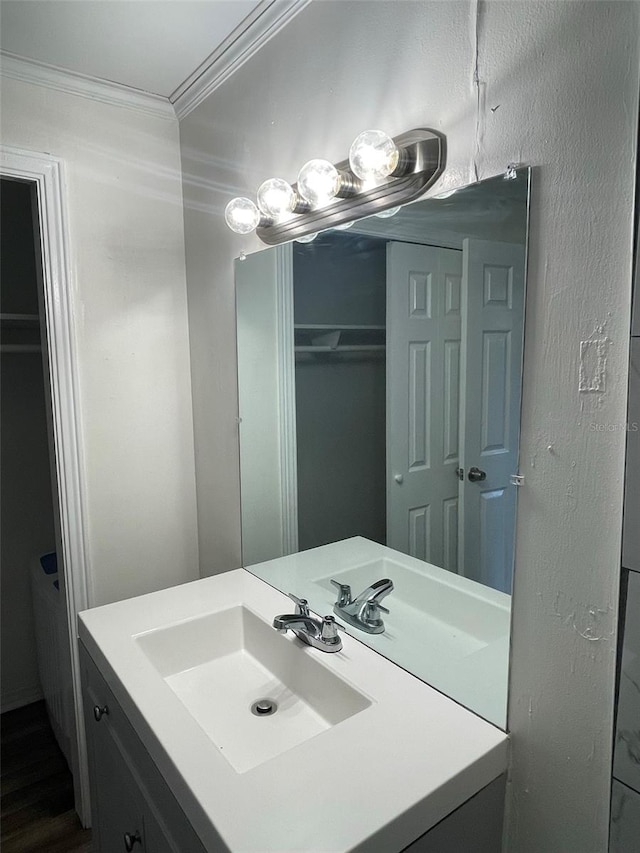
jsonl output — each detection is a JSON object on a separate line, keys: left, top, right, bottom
{"left": 80, "top": 644, "right": 208, "bottom": 853}
{"left": 79, "top": 568, "right": 509, "bottom": 853}
{"left": 81, "top": 635, "right": 505, "bottom": 853}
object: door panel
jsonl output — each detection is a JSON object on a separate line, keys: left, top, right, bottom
{"left": 409, "top": 342, "right": 430, "bottom": 470}
{"left": 443, "top": 340, "right": 460, "bottom": 462}
{"left": 387, "top": 242, "right": 463, "bottom": 569}
{"left": 460, "top": 239, "right": 525, "bottom": 592}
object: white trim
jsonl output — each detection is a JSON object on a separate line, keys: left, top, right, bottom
{"left": 0, "top": 1, "right": 310, "bottom": 123}
{"left": 1, "top": 146, "right": 92, "bottom": 826}
{"left": 172, "top": 0, "right": 312, "bottom": 120}
{"left": 275, "top": 243, "right": 299, "bottom": 555}
{"left": 0, "top": 52, "right": 176, "bottom": 121}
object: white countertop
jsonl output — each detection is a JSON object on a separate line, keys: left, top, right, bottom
{"left": 79, "top": 569, "right": 508, "bottom": 853}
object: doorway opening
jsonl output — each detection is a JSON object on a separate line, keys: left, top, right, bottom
{"left": 1, "top": 148, "right": 92, "bottom": 827}
{"left": 1, "top": 176, "right": 86, "bottom": 840}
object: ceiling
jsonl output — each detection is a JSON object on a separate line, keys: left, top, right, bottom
{"left": 0, "top": 0, "right": 263, "bottom": 98}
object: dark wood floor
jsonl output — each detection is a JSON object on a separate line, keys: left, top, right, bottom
{"left": 1, "top": 701, "right": 92, "bottom": 852}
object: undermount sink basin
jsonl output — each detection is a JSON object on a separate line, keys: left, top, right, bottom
{"left": 135, "top": 605, "right": 370, "bottom": 773}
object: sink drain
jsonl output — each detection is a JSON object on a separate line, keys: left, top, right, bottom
{"left": 251, "top": 699, "right": 277, "bottom": 717}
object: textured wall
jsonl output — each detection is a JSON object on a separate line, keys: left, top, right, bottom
{"left": 179, "top": 2, "right": 639, "bottom": 849}
{"left": 1, "top": 77, "right": 199, "bottom": 606}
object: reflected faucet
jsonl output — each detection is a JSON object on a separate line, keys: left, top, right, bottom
{"left": 331, "top": 578, "right": 394, "bottom": 634}
{"left": 273, "top": 594, "right": 342, "bottom": 653}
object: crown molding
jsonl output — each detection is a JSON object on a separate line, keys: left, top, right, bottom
{"left": 0, "top": 0, "right": 311, "bottom": 123}
{"left": 171, "top": 0, "right": 312, "bottom": 120}
{"left": 0, "top": 52, "right": 176, "bottom": 121}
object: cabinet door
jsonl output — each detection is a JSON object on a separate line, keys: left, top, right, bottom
{"left": 142, "top": 810, "right": 177, "bottom": 853}
{"left": 84, "top": 681, "right": 146, "bottom": 853}
{"left": 81, "top": 646, "right": 211, "bottom": 853}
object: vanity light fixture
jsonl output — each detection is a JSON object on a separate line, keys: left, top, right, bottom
{"left": 224, "top": 197, "right": 262, "bottom": 235}
{"left": 256, "top": 178, "right": 308, "bottom": 219}
{"left": 224, "top": 127, "right": 445, "bottom": 245}
{"left": 349, "top": 130, "right": 402, "bottom": 182}
{"left": 297, "top": 159, "right": 359, "bottom": 206}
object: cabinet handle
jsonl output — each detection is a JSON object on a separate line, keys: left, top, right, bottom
{"left": 93, "top": 705, "right": 109, "bottom": 722}
{"left": 123, "top": 830, "right": 142, "bottom": 851}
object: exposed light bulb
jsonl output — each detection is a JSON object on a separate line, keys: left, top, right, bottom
{"left": 225, "top": 197, "right": 261, "bottom": 234}
{"left": 297, "top": 159, "right": 341, "bottom": 207}
{"left": 295, "top": 232, "right": 319, "bottom": 243}
{"left": 349, "top": 129, "right": 400, "bottom": 182}
{"left": 256, "top": 178, "right": 297, "bottom": 219}
{"left": 375, "top": 206, "right": 401, "bottom": 219}
{"left": 333, "top": 221, "right": 354, "bottom": 230}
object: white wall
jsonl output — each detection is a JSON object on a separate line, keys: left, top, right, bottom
{"left": 179, "top": 2, "right": 639, "bottom": 850}
{"left": 1, "top": 77, "right": 199, "bottom": 606}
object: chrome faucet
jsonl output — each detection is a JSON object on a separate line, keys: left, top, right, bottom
{"left": 330, "top": 578, "right": 394, "bottom": 634}
{"left": 273, "top": 593, "right": 342, "bottom": 653}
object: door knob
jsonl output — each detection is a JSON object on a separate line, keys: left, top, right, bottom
{"left": 123, "top": 831, "right": 142, "bottom": 851}
{"left": 468, "top": 466, "right": 487, "bottom": 482}
{"left": 394, "top": 473, "right": 404, "bottom": 484}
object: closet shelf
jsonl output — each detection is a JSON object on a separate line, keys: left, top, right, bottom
{"left": 294, "top": 324, "right": 385, "bottom": 330}
{"left": 295, "top": 345, "right": 385, "bottom": 353}
{"left": 1, "top": 314, "right": 42, "bottom": 349}
{"left": 1, "top": 313, "right": 40, "bottom": 327}
{"left": 294, "top": 324, "right": 385, "bottom": 353}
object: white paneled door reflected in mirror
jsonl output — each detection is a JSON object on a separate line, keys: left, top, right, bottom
{"left": 235, "top": 169, "right": 531, "bottom": 728}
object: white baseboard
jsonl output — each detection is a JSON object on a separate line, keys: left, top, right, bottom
{"left": 1, "top": 683, "right": 44, "bottom": 714}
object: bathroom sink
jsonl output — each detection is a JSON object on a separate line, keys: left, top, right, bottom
{"left": 135, "top": 605, "right": 370, "bottom": 773}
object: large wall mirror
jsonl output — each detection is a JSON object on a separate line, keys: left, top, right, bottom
{"left": 235, "top": 168, "right": 531, "bottom": 728}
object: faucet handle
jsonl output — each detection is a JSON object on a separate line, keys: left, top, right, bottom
{"left": 330, "top": 579, "right": 352, "bottom": 607}
{"left": 364, "top": 600, "right": 390, "bottom": 627}
{"left": 321, "top": 615, "right": 339, "bottom": 640}
{"left": 287, "top": 593, "right": 310, "bottom": 616}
